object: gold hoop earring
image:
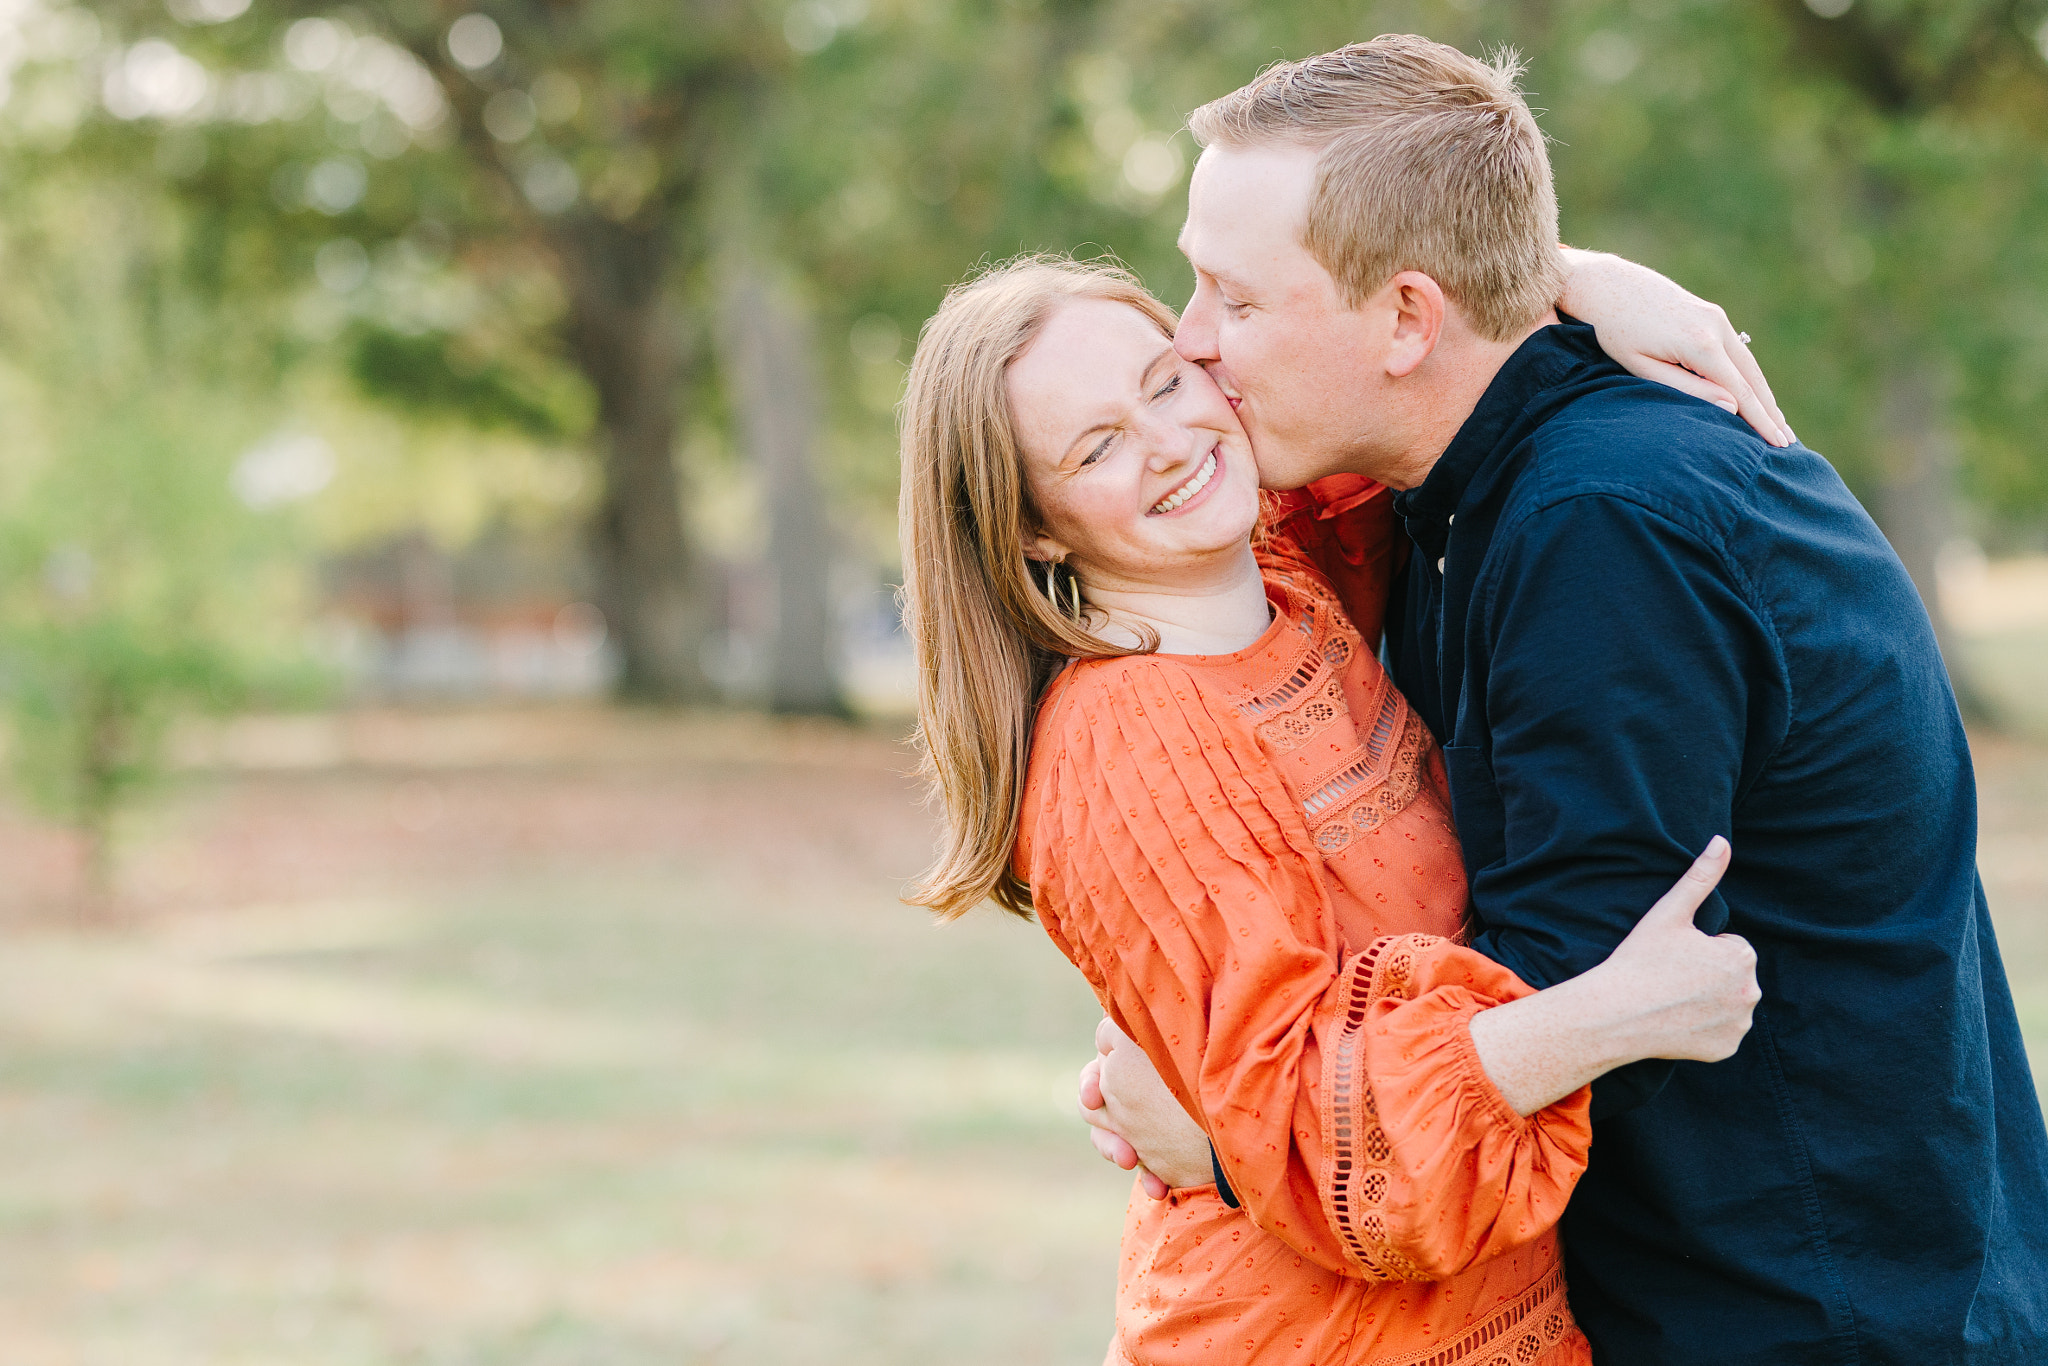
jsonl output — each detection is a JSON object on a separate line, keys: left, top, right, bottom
{"left": 1066, "top": 571, "right": 1084, "bottom": 623}
{"left": 1040, "top": 558, "right": 1056, "bottom": 603}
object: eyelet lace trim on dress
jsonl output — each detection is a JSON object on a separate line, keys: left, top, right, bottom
{"left": 1320, "top": 933, "right": 1438, "bottom": 1284}
{"left": 1239, "top": 647, "right": 1325, "bottom": 718}
{"left": 1324, "top": 935, "right": 1577, "bottom": 1365}
{"left": 1235, "top": 587, "right": 1429, "bottom": 851}
{"left": 1365, "top": 1263, "right": 1573, "bottom": 1366}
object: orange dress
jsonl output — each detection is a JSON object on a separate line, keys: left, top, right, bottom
{"left": 1016, "top": 480, "right": 1594, "bottom": 1366}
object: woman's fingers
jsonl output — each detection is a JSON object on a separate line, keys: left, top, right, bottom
{"left": 1717, "top": 315, "right": 1789, "bottom": 440}
{"left": 1136, "top": 1166, "right": 1171, "bottom": 1201}
{"left": 1638, "top": 310, "right": 1789, "bottom": 447}
{"left": 1089, "top": 1123, "right": 1141, "bottom": 1170}
{"left": 1078, "top": 1055, "right": 1105, "bottom": 1113}
{"left": 1631, "top": 356, "right": 1740, "bottom": 414}
{"left": 1673, "top": 337, "right": 1785, "bottom": 446}
{"left": 1641, "top": 835, "right": 1733, "bottom": 929}
{"left": 1095, "top": 1014, "right": 1130, "bottom": 1057}
{"left": 1714, "top": 931, "right": 1762, "bottom": 983}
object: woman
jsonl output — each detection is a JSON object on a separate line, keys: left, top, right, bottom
{"left": 898, "top": 254, "right": 1762, "bottom": 1365}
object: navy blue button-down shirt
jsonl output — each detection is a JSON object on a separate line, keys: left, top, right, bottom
{"left": 1385, "top": 321, "right": 2048, "bottom": 1365}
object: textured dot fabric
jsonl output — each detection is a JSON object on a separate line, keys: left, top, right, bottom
{"left": 1019, "top": 482, "right": 1592, "bottom": 1366}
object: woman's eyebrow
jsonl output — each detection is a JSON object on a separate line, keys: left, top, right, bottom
{"left": 1137, "top": 343, "right": 1175, "bottom": 393}
{"left": 1059, "top": 344, "right": 1177, "bottom": 465}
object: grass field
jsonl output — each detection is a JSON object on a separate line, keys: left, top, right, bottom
{"left": 0, "top": 712, "right": 1127, "bottom": 1365}
{"left": 0, "top": 684, "right": 2042, "bottom": 1364}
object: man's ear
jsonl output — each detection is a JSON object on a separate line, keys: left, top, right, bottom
{"left": 1382, "top": 271, "right": 1446, "bottom": 379}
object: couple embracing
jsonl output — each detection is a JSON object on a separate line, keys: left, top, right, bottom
{"left": 898, "top": 36, "right": 2048, "bottom": 1366}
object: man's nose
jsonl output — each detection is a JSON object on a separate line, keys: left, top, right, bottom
{"left": 1175, "top": 286, "right": 1218, "bottom": 363}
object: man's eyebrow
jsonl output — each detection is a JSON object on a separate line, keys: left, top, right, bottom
{"left": 1179, "top": 246, "right": 1251, "bottom": 296}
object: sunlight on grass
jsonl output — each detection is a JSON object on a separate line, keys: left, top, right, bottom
{"left": 0, "top": 738, "right": 1131, "bottom": 1365}
{"left": 0, "top": 708, "right": 2042, "bottom": 1363}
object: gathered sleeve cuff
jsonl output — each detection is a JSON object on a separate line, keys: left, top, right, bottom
{"left": 1314, "top": 934, "right": 1593, "bottom": 1281}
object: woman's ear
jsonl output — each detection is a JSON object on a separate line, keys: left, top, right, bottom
{"left": 1020, "top": 529, "right": 1068, "bottom": 565}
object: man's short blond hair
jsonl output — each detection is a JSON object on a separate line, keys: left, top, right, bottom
{"left": 1188, "top": 35, "right": 1564, "bottom": 342}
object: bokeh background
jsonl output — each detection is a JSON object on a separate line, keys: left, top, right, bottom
{"left": 0, "top": 0, "right": 2044, "bottom": 1361}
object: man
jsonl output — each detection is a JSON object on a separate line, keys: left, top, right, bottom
{"left": 1090, "top": 35, "right": 2048, "bottom": 1365}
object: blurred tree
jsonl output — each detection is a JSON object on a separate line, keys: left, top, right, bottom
{"left": 63, "top": 0, "right": 790, "bottom": 701}
{"left": 719, "top": 261, "right": 848, "bottom": 717}
{"left": 1526, "top": 0, "right": 2048, "bottom": 715}
{"left": 0, "top": 173, "right": 323, "bottom": 915}
{"left": 309, "top": 1, "right": 768, "bottom": 701}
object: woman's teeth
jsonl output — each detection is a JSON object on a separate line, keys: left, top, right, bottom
{"left": 1151, "top": 450, "right": 1217, "bottom": 515}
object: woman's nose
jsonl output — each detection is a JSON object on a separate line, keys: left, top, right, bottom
{"left": 1140, "top": 419, "right": 1194, "bottom": 470}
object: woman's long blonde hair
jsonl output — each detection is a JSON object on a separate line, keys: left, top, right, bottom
{"left": 899, "top": 256, "right": 1177, "bottom": 920}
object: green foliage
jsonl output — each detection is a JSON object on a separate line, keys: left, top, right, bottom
{"left": 0, "top": 0, "right": 2039, "bottom": 747}
{"left": 345, "top": 323, "right": 589, "bottom": 440}
{"left": 0, "top": 172, "right": 329, "bottom": 902}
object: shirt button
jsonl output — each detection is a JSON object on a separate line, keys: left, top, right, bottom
{"left": 1437, "top": 558, "right": 1446, "bottom": 573}
{"left": 1447, "top": 514, "right": 1455, "bottom": 526}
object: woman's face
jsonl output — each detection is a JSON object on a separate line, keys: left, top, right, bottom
{"left": 1006, "top": 296, "right": 1261, "bottom": 592}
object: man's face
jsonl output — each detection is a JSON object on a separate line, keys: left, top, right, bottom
{"left": 1175, "top": 143, "right": 1388, "bottom": 490}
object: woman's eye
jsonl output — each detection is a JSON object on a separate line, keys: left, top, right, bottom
{"left": 1151, "top": 373, "right": 1182, "bottom": 401}
{"left": 1081, "top": 434, "right": 1114, "bottom": 466}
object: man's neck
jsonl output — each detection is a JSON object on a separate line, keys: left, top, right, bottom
{"left": 1375, "top": 310, "right": 1557, "bottom": 492}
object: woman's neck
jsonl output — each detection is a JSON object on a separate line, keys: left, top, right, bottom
{"left": 1082, "top": 544, "right": 1273, "bottom": 656}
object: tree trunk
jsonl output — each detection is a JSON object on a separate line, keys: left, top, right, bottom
{"left": 77, "top": 693, "right": 121, "bottom": 925}
{"left": 555, "top": 216, "right": 711, "bottom": 702}
{"left": 720, "top": 267, "right": 848, "bottom": 717}
{"left": 1871, "top": 354, "right": 1992, "bottom": 722}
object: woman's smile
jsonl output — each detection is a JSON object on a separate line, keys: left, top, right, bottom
{"left": 1006, "top": 295, "right": 1263, "bottom": 586}
{"left": 1150, "top": 447, "right": 1220, "bottom": 515}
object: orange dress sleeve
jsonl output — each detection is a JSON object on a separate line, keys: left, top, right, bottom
{"left": 1258, "top": 475, "right": 1402, "bottom": 645}
{"left": 1022, "top": 660, "right": 1591, "bottom": 1281}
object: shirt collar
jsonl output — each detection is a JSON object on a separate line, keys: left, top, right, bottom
{"left": 1392, "top": 318, "right": 1605, "bottom": 539}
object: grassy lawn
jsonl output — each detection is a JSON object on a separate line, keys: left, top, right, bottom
{"left": 0, "top": 713, "right": 1126, "bottom": 1365}
{"left": 0, "top": 695, "right": 2042, "bottom": 1365}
